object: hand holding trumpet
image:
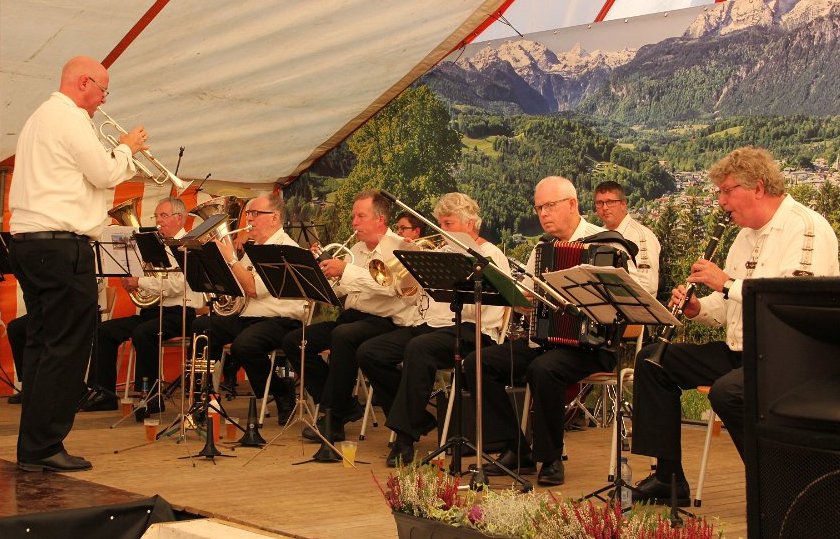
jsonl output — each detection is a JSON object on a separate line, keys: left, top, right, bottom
{"left": 118, "top": 125, "right": 149, "bottom": 155}
{"left": 319, "top": 257, "right": 347, "bottom": 280}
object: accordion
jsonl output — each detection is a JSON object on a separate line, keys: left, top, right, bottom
{"left": 529, "top": 240, "right": 628, "bottom": 348}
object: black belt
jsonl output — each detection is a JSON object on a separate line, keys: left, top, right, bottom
{"left": 12, "top": 231, "right": 90, "bottom": 242}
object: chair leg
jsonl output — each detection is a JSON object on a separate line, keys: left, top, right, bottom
{"left": 359, "top": 377, "right": 378, "bottom": 441}
{"left": 694, "top": 409, "right": 717, "bottom": 507}
{"left": 258, "top": 351, "right": 277, "bottom": 427}
{"left": 121, "top": 344, "right": 136, "bottom": 402}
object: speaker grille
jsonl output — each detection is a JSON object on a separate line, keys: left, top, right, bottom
{"left": 756, "top": 436, "right": 840, "bottom": 538}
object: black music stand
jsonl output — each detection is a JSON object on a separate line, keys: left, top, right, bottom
{"left": 241, "top": 243, "right": 345, "bottom": 466}
{"left": 541, "top": 266, "right": 682, "bottom": 513}
{"left": 166, "top": 236, "right": 244, "bottom": 459}
{"left": 393, "top": 249, "right": 532, "bottom": 490}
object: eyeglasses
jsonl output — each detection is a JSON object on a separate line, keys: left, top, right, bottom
{"left": 87, "top": 76, "right": 109, "bottom": 97}
{"left": 396, "top": 226, "right": 417, "bottom": 232}
{"left": 594, "top": 199, "right": 623, "bottom": 209}
{"left": 154, "top": 212, "right": 181, "bottom": 219}
{"left": 244, "top": 209, "right": 275, "bottom": 218}
{"left": 533, "top": 198, "right": 571, "bottom": 214}
{"left": 715, "top": 184, "right": 743, "bottom": 197}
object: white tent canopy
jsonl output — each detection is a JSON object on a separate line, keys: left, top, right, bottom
{"left": 1, "top": 0, "right": 509, "bottom": 185}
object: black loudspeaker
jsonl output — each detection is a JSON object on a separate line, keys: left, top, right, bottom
{"left": 743, "top": 278, "right": 840, "bottom": 539}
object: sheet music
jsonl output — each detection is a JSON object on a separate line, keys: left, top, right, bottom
{"left": 542, "top": 265, "right": 680, "bottom": 326}
{"left": 99, "top": 225, "right": 145, "bottom": 277}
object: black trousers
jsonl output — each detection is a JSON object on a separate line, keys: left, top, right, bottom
{"left": 191, "top": 315, "right": 301, "bottom": 402}
{"left": 95, "top": 306, "right": 195, "bottom": 393}
{"left": 632, "top": 341, "right": 744, "bottom": 463}
{"left": 464, "top": 339, "right": 616, "bottom": 463}
{"left": 357, "top": 324, "right": 436, "bottom": 416}
{"left": 281, "top": 309, "right": 396, "bottom": 419}
{"left": 383, "top": 323, "right": 492, "bottom": 441}
{"left": 7, "top": 314, "right": 29, "bottom": 381}
{"left": 10, "top": 236, "right": 97, "bottom": 461}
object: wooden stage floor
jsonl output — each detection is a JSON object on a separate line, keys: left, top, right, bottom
{"left": 0, "top": 393, "right": 747, "bottom": 538}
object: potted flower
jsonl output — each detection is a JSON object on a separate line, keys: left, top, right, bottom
{"left": 375, "top": 462, "right": 725, "bottom": 539}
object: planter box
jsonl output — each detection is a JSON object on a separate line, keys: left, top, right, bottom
{"left": 393, "top": 512, "right": 507, "bottom": 539}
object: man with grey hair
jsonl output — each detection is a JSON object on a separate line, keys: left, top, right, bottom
{"left": 464, "top": 175, "right": 637, "bottom": 486}
{"left": 631, "top": 146, "right": 839, "bottom": 506}
{"left": 357, "top": 192, "right": 511, "bottom": 466}
{"left": 83, "top": 197, "right": 203, "bottom": 419}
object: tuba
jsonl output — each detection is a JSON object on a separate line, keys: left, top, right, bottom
{"left": 108, "top": 197, "right": 163, "bottom": 308}
{"left": 97, "top": 107, "right": 192, "bottom": 195}
{"left": 188, "top": 196, "right": 250, "bottom": 316}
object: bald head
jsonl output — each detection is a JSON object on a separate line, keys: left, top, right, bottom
{"left": 533, "top": 175, "right": 581, "bottom": 241}
{"left": 59, "top": 56, "right": 109, "bottom": 117}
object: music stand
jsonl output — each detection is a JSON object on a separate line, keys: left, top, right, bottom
{"left": 241, "top": 243, "right": 344, "bottom": 466}
{"left": 392, "top": 249, "right": 533, "bottom": 490}
{"left": 541, "top": 266, "right": 682, "bottom": 513}
{"left": 165, "top": 236, "right": 244, "bottom": 459}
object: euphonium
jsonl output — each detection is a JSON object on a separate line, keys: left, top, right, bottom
{"left": 187, "top": 197, "right": 252, "bottom": 316}
{"left": 411, "top": 234, "right": 447, "bottom": 250}
{"left": 645, "top": 212, "right": 731, "bottom": 367}
{"left": 108, "top": 197, "right": 163, "bottom": 308}
{"left": 97, "top": 107, "right": 192, "bottom": 195}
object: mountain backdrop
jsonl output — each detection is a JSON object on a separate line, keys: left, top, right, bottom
{"left": 422, "top": 0, "right": 840, "bottom": 123}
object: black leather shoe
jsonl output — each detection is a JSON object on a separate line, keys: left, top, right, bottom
{"left": 8, "top": 391, "right": 22, "bottom": 404}
{"left": 80, "top": 392, "right": 118, "bottom": 412}
{"left": 386, "top": 442, "right": 415, "bottom": 468}
{"left": 537, "top": 460, "right": 565, "bottom": 486}
{"left": 631, "top": 473, "right": 691, "bottom": 507}
{"left": 484, "top": 449, "right": 537, "bottom": 476}
{"left": 18, "top": 450, "right": 92, "bottom": 472}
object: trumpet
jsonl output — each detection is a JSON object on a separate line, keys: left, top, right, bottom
{"left": 97, "top": 107, "right": 192, "bottom": 195}
{"left": 186, "top": 333, "right": 210, "bottom": 414}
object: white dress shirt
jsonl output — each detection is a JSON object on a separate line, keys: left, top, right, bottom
{"left": 10, "top": 92, "right": 136, "bottom": 238}
{"left": 239, "top": 228, "right": 308, "bottom": 320}
{"left": 614, "top": 214, "right": 661, "bottom": 296}
{"left": 692, "top": 195, "right": 840, "bottom": 351}
{"left": 418, "top": 241, "right": 512, "bottom": 344}
{"left": 337, "top": 229, "right": 418, "bottom": 327}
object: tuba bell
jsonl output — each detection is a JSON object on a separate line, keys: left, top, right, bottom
{"left": 108, "top": 197, "right": 163, "bottom": 308}
{"left": 187, "top": 196, "right": 250, "bottom": 316}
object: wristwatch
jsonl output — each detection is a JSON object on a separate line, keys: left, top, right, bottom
{"left": 722, "top": 278, "right": 735, "bottom": 299}
{"left": 226, "top": 258, "right": 237, "bottom": 268}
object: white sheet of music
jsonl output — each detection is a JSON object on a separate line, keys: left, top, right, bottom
{"left": 99, "top": 225, "right": 145, "bottom": 278}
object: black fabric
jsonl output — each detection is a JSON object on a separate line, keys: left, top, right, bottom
{"left": 96, "top": 307, "right": 195, "bottom": 392}
{"left": 632, "top": 341, "right": 743, "bottom": 463}
{"left": 6, "top": 314, "right": 28, "bottom": 379}
{"left": 191, "top": 315, "right": 301, "bottom": 400}
{"left": 10, "top": 237, "right": 97, "bottom": 461}
{"left": 0, "top": 494, "right": 179, "bottom": 539}
{"left": 282, "top": 309, "right": 397, "bottom": 418}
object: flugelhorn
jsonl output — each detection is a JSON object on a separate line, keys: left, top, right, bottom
{"left": 311, "top": 232, "right": 356, "bottom": 264}
{"left": 645, "top": 212, "right": 731, "bottom": 367}
{"left": 108, "top": 197, "right": 163, "bottom": 308}
{"left": 97, "top": 107, "right": 192, "bottom": 195}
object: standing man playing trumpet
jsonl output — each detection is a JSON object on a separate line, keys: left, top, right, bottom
{"left": 191, "top": 194, "right": 307, "bottom": 424}
{"left": 282, "top": 189, "right": 416, "bottom": 442}
{"left": 357, "top": 192, "right": 511, "bottom": 467}
{"left": 83, "top": 197, "right": 203, "bottom": 418}
{"left": 631, "top": 146, "right": 839, "bottom": 506}
{"left": 9, "top": 56, "right": 147, "bottom": 472}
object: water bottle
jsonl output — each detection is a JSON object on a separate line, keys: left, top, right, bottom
{"left": 619, "top": 457, "right": 633, "bottom": 510}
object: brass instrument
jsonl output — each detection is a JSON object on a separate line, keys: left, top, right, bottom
{"left": 108, "top": 197, "right": 163, "bottom": 308}
{"left": 311, "top": 232, "right": 356, "bottom": 264}
{"left": 411, "top": 234, "right": 447, "bottom": 250}
{"left": 645, "top": 212, "right": 731, "bottom": 367}
{"left": 187, "top": 197, "right": 253, "bottom": 316}
{"left": 186, "top": 333, "right": 210, "bottom": 414}
{"left": 97, "top": 107, "right": 192, "bottom": 195}
{"left": 368, "top": 235, "right": 425, "bottom": 297}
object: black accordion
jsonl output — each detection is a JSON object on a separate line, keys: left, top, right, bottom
{"left": 529, "top": 239, "right": 628, "bottom": 348}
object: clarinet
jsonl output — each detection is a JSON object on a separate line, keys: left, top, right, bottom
{"left": 645, "top": 212, "right": 731, "bottom": 367}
